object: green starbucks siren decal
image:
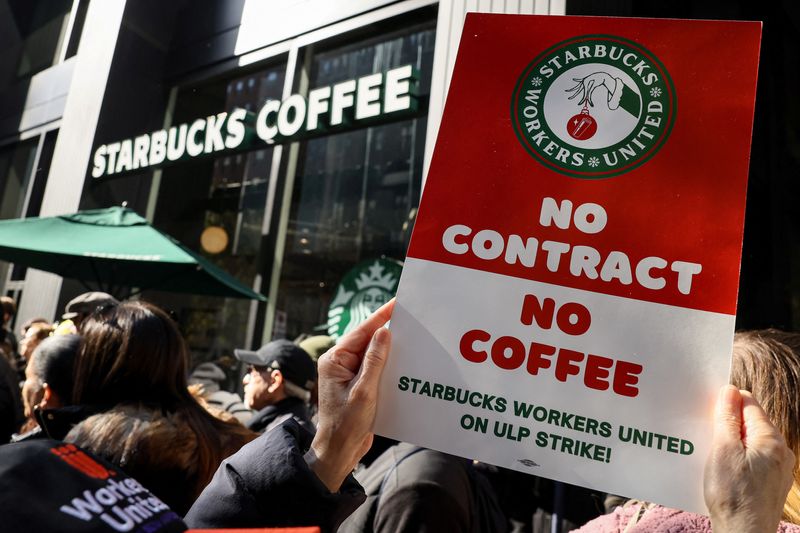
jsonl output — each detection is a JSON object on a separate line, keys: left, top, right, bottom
{"left": 512, "top": 35, "right": 676, "bottom": 178}
{"left": 327, "top": 258, "right": 402, "bottom": 339}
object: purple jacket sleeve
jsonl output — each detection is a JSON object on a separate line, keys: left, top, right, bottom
{"left": 184, "top": 419, "right": 365, "bottom": 532}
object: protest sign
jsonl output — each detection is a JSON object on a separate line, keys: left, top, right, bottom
{"left": 373, "top": 14, "right": 761, "bottom": 513}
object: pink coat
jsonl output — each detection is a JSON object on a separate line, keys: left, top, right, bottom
{"left": 574, "top": 503, "right": 800, "bottom": 533}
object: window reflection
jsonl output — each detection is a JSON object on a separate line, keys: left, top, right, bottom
{"left": 0, "top": 139, "right": 37, "bottom": 220}
{"left": 0, "top": 138, "right": 39, "bottom": 288}
{"left": 5, "top": 0, "right": 74, "bottom": 79}
{"left": 150, "top": 64, "right": 285, "bottom": 365}
{"left": 274, "top": 23, "right": 435, "bottom": 339}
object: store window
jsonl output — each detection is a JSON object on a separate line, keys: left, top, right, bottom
{"left": 144, "top": 15, "right": 436, "bottom": 367}
{"left": 272, "top": 23, "right": 436, "bottom": 339}
{"left": 21, "top": 129, "right": 57, "bottom": 219}
{"left": 6, "top": 129, "right": 59, "bottom": 283}
{"left": 0, "top": 138, "right": 37, "bottom": 220}
{"left": 64, "top": 0, "right": 89, "bottom": 60}
{"left": 0, "top": 136, "right": 42, "bottom": 294}
{"left": 4, "top": 0, "right": 74, "bottom": 79}
{"left": 149, "top": 64, "right": 286, "bottom": 368}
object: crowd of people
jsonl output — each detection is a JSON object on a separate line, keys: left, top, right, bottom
{"left": 0, "top": 291, "right": 797, "bottom": 532}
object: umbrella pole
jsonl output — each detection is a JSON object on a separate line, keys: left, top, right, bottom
{"left": 87, "top": 259, "right": 107, "bottom": 294}
{"left": 109, "top": 262, "right": 130, "bottom": 300}
{"left": 130, "top": 265, "right": 198, "bottom": 298}
{"left": 107, "top": 283, "right": 127, "bottom": 301}
{"left": 108, "top": 264, "right": 116, "bottom": 297}
{"left": 78, "top": 279, "right": 95, "bottom": 293}
{"left": 117, "top": 285, "right": 132, "bottom": 300}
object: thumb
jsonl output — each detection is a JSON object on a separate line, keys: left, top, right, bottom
{"left": 713, "top": 384, "right": 744, "bottom": 448}
{"left": 740, "top": 391, "right": 780, "bottom": 446}
{"left": 356, "top": 327, "right": 392, "bottom": 393}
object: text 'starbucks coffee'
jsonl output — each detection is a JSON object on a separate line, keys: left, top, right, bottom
{"left": 512, "top": 36, "right": 675, "bottom": 178}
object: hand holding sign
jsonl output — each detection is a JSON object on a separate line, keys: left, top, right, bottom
{"left": 306, "top": 299, "right": 395, "bottom": 492}
{"left": 704, "top": 385, "right": 795, "bottom": 533}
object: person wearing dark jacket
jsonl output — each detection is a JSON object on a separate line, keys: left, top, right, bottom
{"left": 235, "top": 339, "right": 317, "bottom": 433}
{"left": 339, "top": 442, "right": 507, "bottom": 533}
{"left": 189, "top": 361, "right": 252, "bottom": 424}
{"left": 246, "top": 395, "right": 313, "bottom": 433}
{"left": 186, "top": 300, "right": 397, "bottom": 530}
{"left": 185, "top": 300, "right": 800, "bottom": 533}
{"left": 59, "top": 301, "right": 255, "bottom": 512}
{"left": 0, "top": 299, "right": 797, "bottom": 533}
{"left": 0, "top": 439, "right": 185, "bottom": 532}
{"left": 14, "top": 334, "right": 80, "bottom": 442}
{"left": 185, "top": 418, "right": 364, "bottom": 530}
{"left": 65, "top": 403, "right": 256, "bottom": 516}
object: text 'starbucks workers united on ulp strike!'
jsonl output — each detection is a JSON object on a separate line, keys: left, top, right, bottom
{"left": 373, "top": 14, "right": 761, "bottom": 514}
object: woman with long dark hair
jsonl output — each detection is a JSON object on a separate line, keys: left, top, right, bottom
{"left": 65, "top": 300, "right": 255, "bottom": 514}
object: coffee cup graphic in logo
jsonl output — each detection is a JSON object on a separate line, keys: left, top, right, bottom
{"left": 512, "top": 35, "right": 676, "bottom": 179}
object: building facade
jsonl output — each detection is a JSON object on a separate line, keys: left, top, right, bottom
{"left": 1, "top": 0, "right": 798, "bottom": 367}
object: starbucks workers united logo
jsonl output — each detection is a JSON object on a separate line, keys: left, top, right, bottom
{"left": 512, "top": 35, "right": 676, "bottom": 178}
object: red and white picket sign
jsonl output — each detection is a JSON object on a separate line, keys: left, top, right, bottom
{"left": 374, "top": 14, "right": 761, "bottom": 513}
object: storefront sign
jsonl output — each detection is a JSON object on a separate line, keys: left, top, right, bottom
{"left": 91, "top": 65, "right": 417, "bottom": 178}
{"left": 374, "top": 14, "right": 761, "bottom": 514}
{"left": 327, "top": 258, "right": 402, "bottom": 339}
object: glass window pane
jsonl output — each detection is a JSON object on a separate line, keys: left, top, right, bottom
{"left": 147, "top": 63, "right": 286, "bottom": 364}
{"left": 64, "top": 0, "right": 90, "bottom": 59}
{"left": 8, "top": 0, "right": 73, "bottom": 78}
{"left": 273, "top": 22, "right": 435, "bottom": 339}
{"left": 0, "top": 138, "right": 39, "bottom": 285}
{"left": 0, "top": 138, "right": 37, "bottom": 220}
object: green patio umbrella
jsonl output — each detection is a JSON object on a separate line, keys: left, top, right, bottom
{"left": 0, "top": 206, "right": 266, "bottom": 301}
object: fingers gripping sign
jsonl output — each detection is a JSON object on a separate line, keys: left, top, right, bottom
{"left": 305, "top": 299, "right": 395, "bottom": 492}
{"left": 704, "top": 385, "right": 796, "bottom": 533}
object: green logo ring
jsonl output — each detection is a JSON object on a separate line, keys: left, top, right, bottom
{"left": 511, "top": 34, "right": 676, "bottom": 179}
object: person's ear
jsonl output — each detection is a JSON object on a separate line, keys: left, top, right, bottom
{"left": 269, "top": 369, "right": 284, "bottom": 392}
{"left": 40, "top": 383, "right": 61, "bottom": 410}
